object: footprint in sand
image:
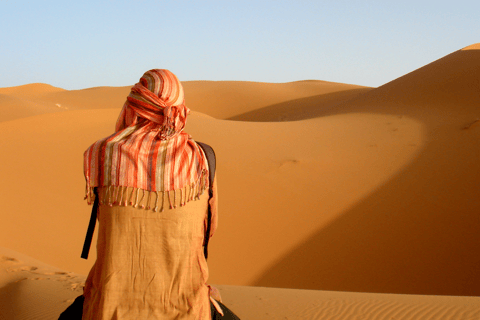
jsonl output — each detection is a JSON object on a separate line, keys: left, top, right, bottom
{"left": 42, "top": 270, "right": 73, "bottom": 276}
{"left": 70, "top": 282, "right": 84, "bottom": 291}
{"left": 1, "top": 256, "right": 21, "bottom": 264}
{"left": 55, "top": 276, "right": 69, "bottom": 281}
{"left": 6, "top": 265, "right": 38, "bottom": 273}
{"left": 2, "top": 257, "right": 86, "bottom": 291}
{"left": 22, "top": 266, "right": 38, "bottom": 271}
{"left": 14, "top": 277, "right": 28, "bottom": 283}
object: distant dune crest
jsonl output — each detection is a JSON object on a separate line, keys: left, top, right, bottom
{"left": 462, "top": 43, "right": 480, "bottom": 50}
{"left": 0, "top": 83, "right": 65, "bottom": 95}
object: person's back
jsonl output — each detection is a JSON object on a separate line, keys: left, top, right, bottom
{"left": 82, "top": 186, "right": 214, "bottom": 319}
{"left": 81, "top": 69, "right": 222, "bottom": 319}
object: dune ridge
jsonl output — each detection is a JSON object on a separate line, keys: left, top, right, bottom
{"left": 182, "top": 80, "right": 372, "bottom": 120}
{"left": 462, "top": 43, "right": 480, "bottom": 50}
{"left": 0, "top": 83, "right": 65, "bottom": 95}
{"left": 227, "top": 87, "right": 371, "bottom": 121}
{"left": 345, "top": 47, "right": 480, "bottom": 111}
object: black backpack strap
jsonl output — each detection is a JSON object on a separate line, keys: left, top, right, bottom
{"left": 81, "top": 188, "right": 99, "bottom": 260}
{"left": 80, "top": 143, "right": 216, "bottom": 261}
{"left": 196, "top": 141, "right": 216, "bottom": 260}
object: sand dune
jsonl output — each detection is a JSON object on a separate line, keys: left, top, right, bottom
{"left": 0, "top": 44, "right": 479, "bottom": 318}
{"left": 252, "top": 45, "right": 480, "bottom": 296}
{"left": 0, "top": 83, "right": 65, "bottom": 96}
{"left": 182, "top": 80, "right": 371, "bottom": 120}
{"left": 228, "top": 87, "right": 370, "bottom": 121}
{"left": 330, "top": 44, "right": 480, "bottom": 113}
{"left": 0, "top": 84, "right": 130, "bottom": 122}
{"left": 0, "top": 84, "right": 67, "bottom": 121}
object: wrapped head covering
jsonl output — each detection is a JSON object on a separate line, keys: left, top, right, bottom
{"left": 84, "top": 69, "right": 209, "bottom": 210}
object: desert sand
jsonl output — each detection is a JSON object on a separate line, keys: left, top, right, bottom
{"left": 0, "top": 44, "right": 479, "bottom": 319}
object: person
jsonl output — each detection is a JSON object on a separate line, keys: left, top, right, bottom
{"left": 80, "top": 69, "right": 238, "bottom": 319}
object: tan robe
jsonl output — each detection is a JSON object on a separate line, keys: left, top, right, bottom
{"left": 82, "top": 179, "right": 221, "bottom": 319}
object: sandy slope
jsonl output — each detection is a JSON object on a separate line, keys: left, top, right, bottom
{"left": 0, "top": 247, "right": 84, "bottom": 320}
{"left": 1, "top": 248, "right": 479, "bottom": 320}
{"left": 0, "top": 84, "right": 66, "bottom": 121}
{"left": 0, "top": 83, "right": 130, "bottom": 122}
{"left": 0, "top": 43, "right": 479, "bottom": 318}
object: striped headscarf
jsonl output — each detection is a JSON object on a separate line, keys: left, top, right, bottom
{"left": 84, "top": 69, "right": 209, "bottom": 211}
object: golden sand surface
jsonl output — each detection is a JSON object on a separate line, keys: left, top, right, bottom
{"left": 1, "top": 44, "right": 479, "bottom": 319}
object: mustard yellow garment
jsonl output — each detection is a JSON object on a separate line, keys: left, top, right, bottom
{"left": 82, "top": 181, "right": 220, "bottom": 320}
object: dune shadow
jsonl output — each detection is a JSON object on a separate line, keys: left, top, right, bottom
{"left": 0, "top": 280, "right": 26, "bottom": 318}
{"left": 253, "top": 49, "right": 480, "bottom": 296}
{"left": 0, "top": 278, "right": 79, "bottom": 318}
{"left": 253, "top": 111, "right": 480, "bottom": 296}
{"left": 227, "top": 88, "right": 371, "bottom": 122}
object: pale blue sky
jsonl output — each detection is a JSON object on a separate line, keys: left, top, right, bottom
{"left": 1, "top": 1, "right": 478, "bottom": 90}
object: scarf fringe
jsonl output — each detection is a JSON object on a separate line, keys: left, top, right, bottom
{"left": 84, "top": 171, "right": 209, "bottom": 212}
